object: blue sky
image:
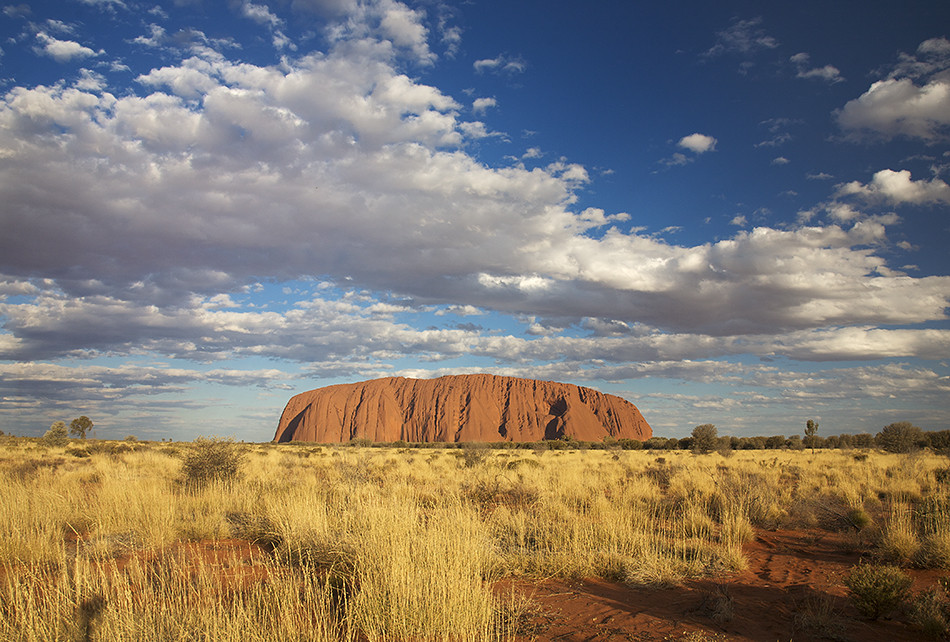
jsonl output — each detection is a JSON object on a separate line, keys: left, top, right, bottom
{"left": 1, "top": 0, "right": 949, "bottom": 441}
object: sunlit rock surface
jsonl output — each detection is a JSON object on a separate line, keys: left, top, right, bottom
{"left": 274, "top": 374, "right": 652, "bottom": 443}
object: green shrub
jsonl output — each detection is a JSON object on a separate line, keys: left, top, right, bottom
{"left": 846, "top": 507, "right": 871, "bottom": 531}
{"left": 844, "top": 563, "right": 912, "bottom": 620}
{"left": 691, "top": 424, "right": 717, "bottom": 454}
{"left": 180, "top": 436, "right": 245, "bottom": 487}
{"left": 43, "top": 421, "right": 68, "bottom": 446}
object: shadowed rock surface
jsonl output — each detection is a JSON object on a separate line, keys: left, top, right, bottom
{"left": 274, "top": 374, "right": 652, "bottom": 443}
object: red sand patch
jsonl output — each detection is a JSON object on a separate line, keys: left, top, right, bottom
{"left": 500, "top": 529, "right": 945, "bottom": 641}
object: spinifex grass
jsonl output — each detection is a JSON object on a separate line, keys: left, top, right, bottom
{"left": 1, "top": 441, "right": 949, "bottom": 640}
{"left": 1, "top": 547, "right": 347, "bottom": 641}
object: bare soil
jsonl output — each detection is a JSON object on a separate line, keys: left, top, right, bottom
{"left": 501, "top": 529, "right": 945, "bottom": 641}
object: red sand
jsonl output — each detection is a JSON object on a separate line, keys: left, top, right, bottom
{"left": 501, "top": 529, "right": 944, "bottom": 641}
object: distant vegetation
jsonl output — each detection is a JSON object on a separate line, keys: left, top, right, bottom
{"left": 317, "top": 421, "right": 943, "bottom": 454}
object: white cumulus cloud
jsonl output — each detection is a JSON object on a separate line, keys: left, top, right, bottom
{"left": 836, "top": 169, "right": 950, "bottom": 205}
{"left": 678, "top": 133, "right": 718, "bottom": 154}
{"left": 472, "top": 97, "right": 496, "bottom": 113}
{"left": 837, "top": 38, "right": 950, "bottom": 142}
{"left": 34, "top": 32, "right": 100, "bottom": 62}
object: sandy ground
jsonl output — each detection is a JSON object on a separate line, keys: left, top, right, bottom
{"left": 502, "top": 529, "right": 944, "bottom": 641}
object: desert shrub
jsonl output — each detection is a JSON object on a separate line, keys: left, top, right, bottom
{"left": 844, "top": 563, "right": 912, "bottom": 619}
{"left": 459, "top": 443, "right": 490, "bottom": 468}
{"left": 43, "top": 421, "right": 68, "bottom": 446}
{"left": 908, "top": 588, "right": 950, "bottom": 638}
{"left": 9, "top": 457, "right": 65, "bottom": 480}
{"left": 502, "top": 457, "right": 541, "bottom": 471}
{"left": 847, "top": 507, "right": 871, "bottom": 531}
{"left": 180, "top": 436, "right": 245, "bottom": 487}
{"left": 802, "top": 494, "right": 869, "bottom": 532}
{"left": 463, "top": 477, "right": 539, "bottom": 512}
{"left": 696, "top": 584, "right": 734, "bottom": 624}
{"left": 793, "top": 590, "right": 848, "bottom": 641}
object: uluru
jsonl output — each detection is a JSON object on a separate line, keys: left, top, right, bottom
{"left": 274, "top": 374, "right": 652, "bottom": 443}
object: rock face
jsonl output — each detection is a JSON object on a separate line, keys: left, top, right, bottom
{"left": 274, "top": 374, "right": 652, "bottom": 443}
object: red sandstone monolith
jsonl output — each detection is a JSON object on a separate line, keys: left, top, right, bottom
{"left": 274, "top": 374, "right": 652, "bottom": 443}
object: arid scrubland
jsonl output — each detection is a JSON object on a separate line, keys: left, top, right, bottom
{"left": 2, "top": 440, "right": 949, "bottom": 640}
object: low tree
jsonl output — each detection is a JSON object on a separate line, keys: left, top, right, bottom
{"left": 926, "top": 430, "right": 950, "bottom": 453}
{"left": 70, "top": 415, "right": 94, "bottom": 440}
{"left": 764, "top": 434, "right": 786, "bottom": 449}
{"left": 691, "top": 424, "right": 718, "bottom": 454}
{"left": 804, "top": 419, "right": 819, "bottom": 451}
{"left": 876, "top": 421, "right": 923, "bottom": 453}
{"left": 43, "top": 421, "right": 68, "bottom": 446}
{"left": 853, "top": 433, "right": 876, "bottom": 448}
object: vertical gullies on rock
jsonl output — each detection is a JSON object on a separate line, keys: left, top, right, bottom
{"left": 274, "top": 374, "right": 652, "bottom": 443}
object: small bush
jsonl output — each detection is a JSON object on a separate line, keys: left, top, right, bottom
{"left": 847, "top": 508, "right": 871, "bottom": 531}
{"left": 908, "top": 588, "right": 950, "bottom": 638}
{"left": 844, "top": 563, "right": 912, "bottom": 620}
{"left": 43, "top": 421, "right": 69, "bottom": 447}
{"left": 461, "top": 449, "right": 488, "bottom": 468}
{"left": 697, "top": 584, "right": 734, "bottom": 624}
{"left": 180, "top": 437, "right": 245, "bottom": 487}
{"left": 793, "top": 590, "right": 848, "bottom": 641}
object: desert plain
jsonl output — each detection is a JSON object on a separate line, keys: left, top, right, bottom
{"left": 2, "top": 437, "right": 950, "bottom": 641}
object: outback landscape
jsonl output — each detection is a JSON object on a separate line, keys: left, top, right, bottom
{"left": 2, "top": 1, "right": 949, "bottom": 640}
{"left": 3, "top": 419, "right": 950, "bottom": 641}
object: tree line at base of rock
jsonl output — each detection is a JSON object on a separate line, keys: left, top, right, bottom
{"left": 283, "top": 421, "right": 943, "bottom": 454}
